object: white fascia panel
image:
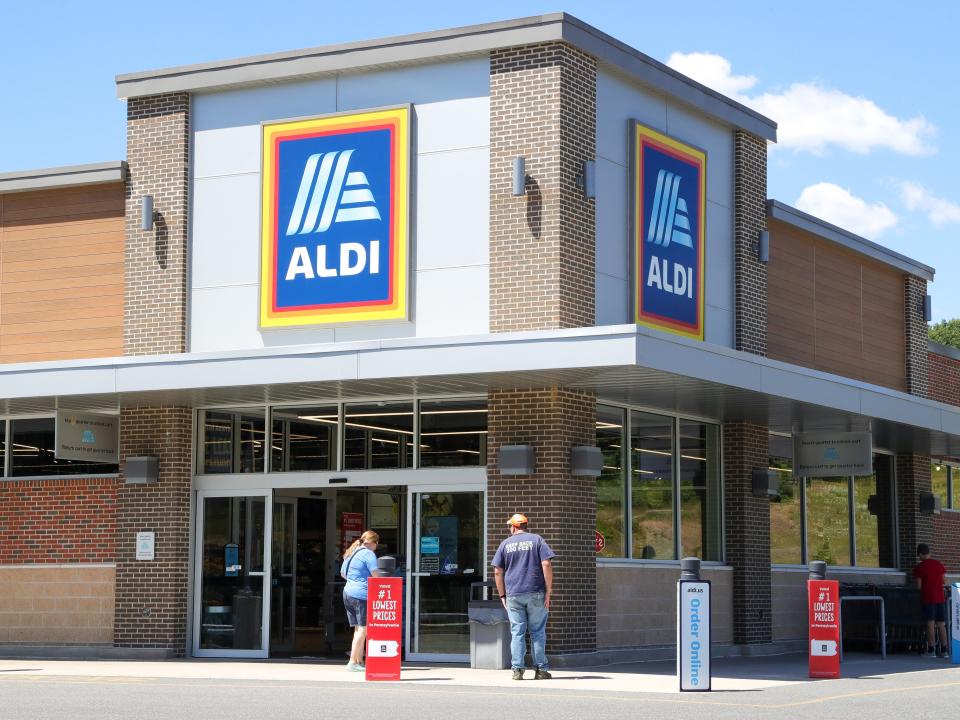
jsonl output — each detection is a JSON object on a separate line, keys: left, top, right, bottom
{"left": 758, "top": 364, "right": 862, "bottom": 414}
{"left": 859, "top": 392, "right": 943, "bottom": 430}
{"left": 0, "top": 367, "right": 118, "bottom": 400}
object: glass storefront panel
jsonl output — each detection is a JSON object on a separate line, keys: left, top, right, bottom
{"left": 932, "top": 462, "right": 949, "bottom": 507}
{"left": 200, "top": 409, "right": 267, "bottom": 474}
{"left": 631, "top": 410, "right": 675, "bottom": 560}
{"left": 411, "top": 491, "right": 483, "bottom": 657}
{"left": 769, "top": 434, "right": 802, "bottom": 564}
{"left": 418, "top": 399, "right": 487, "bottom": 468}
{"left": 806, "top": 477, "right": 851, "bottom": 566}
{"left": 596, "top": 406, "right": 626, "bottom": 558}
{"left": 343, "top": 402, "right": 413, "bottom": 470}
{"left": 679, "top": 421, "right": 721, "bottom": 561}
{"left": 11, "top": 417, "right": 118, "bottom": 477}
{"left": 198, "top": 495, "right": 267, "bottom": 652}
{"left": 270, "top": 406, "right": 338, "bottom": 472}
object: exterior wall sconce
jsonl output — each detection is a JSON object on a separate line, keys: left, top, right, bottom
{"left": 923, "top": 294, "right": 932, "bottom": 322}
{"left": 141, "top": 195, "right": 154, "bottom": 231}
{"left": 125, "top": 456, "right": 159, "bottom": 485}
{"left": 755, "top": 229, "right": 770, "bottom": 263}
{"left": 570, "top": 446, "right": 603, "bottom": 476}
{"left": 512, "top": 157, "right": 526, "bottom": 196}
{"left": 576, "top": 160, "right": 596, "bottom": 199}
{"left": 919, "top": 490, "right": 941, "bottom": 515}
{"left": 498, "top": 444, "right": 535, "bottom": 475}
{"left": 751, "top": 468, "right": 780, "bottom": 499}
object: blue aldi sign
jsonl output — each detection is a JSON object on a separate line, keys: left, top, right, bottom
{"left": 632, "top": 123, "right": 706, "bottom": 340}
{"left": 260, "top": 107, "right": 410, "bottom": 327}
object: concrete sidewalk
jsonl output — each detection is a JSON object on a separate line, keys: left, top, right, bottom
{"left": 0, "top": 652, "right": 955, "bottom": 695}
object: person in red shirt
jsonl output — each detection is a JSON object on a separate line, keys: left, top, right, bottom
{"left": 913, "top": 543, "right": 948, "bottom": 658}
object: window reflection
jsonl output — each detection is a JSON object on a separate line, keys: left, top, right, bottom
{"left": 769, "top": 434, "right": 802, "bottom": 565}
{"left": 806, "top": 477, "right": 851, "bottom": 566}
{"left": 343, "top": 402, "right": 413, "bottom": 470}
{"left": 201, "top": 410, "right": 266, "bottom": 474}
{"left": 271, "top": 406, "right": 338, "bottom": 472}
{"left": 596, "top": 406, "right": 626, "bottom": 558}
{"left": 419, "top": 399, "right": 487, "bottom": 468}
{"left": 631, "top": 411, "right": 675, "bottom": 560}
{"left": 11, "top": 417, "right": 118, "bottom": 477}
{"left": 679, "top": 421, "right": 721, "bottom": 561}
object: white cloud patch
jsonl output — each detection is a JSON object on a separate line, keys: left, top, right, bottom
{"left": 666, "top": 52, "right": 936, "bottom": 156}
{"left": 795, "top": 183, "right": 898, "bottom": 238}
{"left": 899, "top": 182, "right": 960, "bottom": 226}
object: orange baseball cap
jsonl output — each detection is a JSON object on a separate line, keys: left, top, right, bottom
{"left": 507, "top": 513, "right": 529, "bottom": 526}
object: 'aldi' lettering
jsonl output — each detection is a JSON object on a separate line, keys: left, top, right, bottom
{"left": 633, "top": 122, "right": 706, "bottom": 341}
{"left": 260, "top": 107, "right": 410, "bottom": 327}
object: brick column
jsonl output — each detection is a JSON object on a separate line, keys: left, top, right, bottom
{"left": 905, "top": 276, "right": 929, "bottom": 398}
{"left": 114, "top": 407, "right": 192, "bottom": 654}
{"left": 723, "top": 422, "right": 771, "bottom": 644}
{"left": 895, "top": 453, "right": 932, "bottom": 571}
{"left": 486, "top": 42, "right": 599, "bottom": 658}
{"left": 734, "top": 130, "right": 768, "bottom": 356}
{"left": 486, "top": 388, "right": 596, "bottom": 656}
{"left": 489, "top": 43, "right": 596, "bottom": 331}
{"left": 124, "top": 93, "right": 190, "bottom": 356}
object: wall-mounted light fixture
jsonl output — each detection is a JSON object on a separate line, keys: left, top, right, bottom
{"left": 141, "top": 195, "right": 154, "bottom": 232}
{"left": 919, "top": 490, "right": 941, "bottom": 515}
{"left": 512, "top": 157, "right": 526, "bottom": 197}
{"left": 923, "top": 294, "right": 932, "bottom": 322}
{"left": 576, "top": 160, "right": 596, "bottom": 199}
{"left": 570, "top": 446, "right": 603, "bottom": 476}
{"left": 498, "top": 444, "right": 535, "bottom": 475}
{"left": 755, "top": 229, "right": 770, "bottom": 264}
{"left": 124, "top": 456, "right": 159, "bottom": 485}
{"left": 751, "top": 468, "right": 780, "bottom": 499}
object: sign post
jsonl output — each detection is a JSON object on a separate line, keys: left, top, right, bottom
{"left": 366, "top": 576, "right": 402, "bottom": 681}
{"left": 807, "top": 561, "right": 840, "bottom": 679}
{"left": 951, "top": 583, "right": 960, "bottom": 664}
{"left": 677, "top": 557, "right": 711, "bottom": 692}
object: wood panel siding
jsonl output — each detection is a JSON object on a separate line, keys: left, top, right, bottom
{"left": 767, "top": 218, "right": 906, "bottom": 391}
{"left": 0, "top": 183, "right": 125, "bottom": 363}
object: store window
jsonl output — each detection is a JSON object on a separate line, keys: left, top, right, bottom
{"left": 596, "top": 405, "right": 720, "bottom": 561}
{"left": 343, "top": 402, "right": 413, "bottom": 470}
{"left": 270, "top": 406, "right": 338, "bottom": 472}
{"left": 768, "top": 438, "right": 896, "bottom": 568}
{"left": 930, "top": 461, "right": 960, "bottom": 510}
{"left": 199, "top": 409, "right": 267, "bottom": 474}
{"left": 418, "top": 399, "right": 487, "bottom": 468}
{"left": 596, "top": 406, "right": 626, "bottom": 558}
{"left": 769, "top": 434, "right": 802, "bottom": 564}
{"left": 10, "top": 418, "right": 118, "bottom": 477}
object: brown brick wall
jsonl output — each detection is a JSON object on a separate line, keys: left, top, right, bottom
{"left": 723, "top": 421, "right": 771, "bottom": 643}
{"left": 904, "top": 276, "right": 929, "bottom": 398}
{"left": 489, "top": 43, "right": 596, "bottom": 332}
{"left": 0, "top": 478, "right": 116, "bottom": 563}
{"left": 486, "top": 388, "right": 596, "bottom": 655}
{"left": 124, "top": 93, "right": 190, "bottom": 356}
{"left": 929, "top": 350, "right": 960, "bottom": 407}
{"left": 734, "top": 131, "right": 767, "bottom": 355}
{"left": 933, "top": 512, "right": 960, "bottom": 573}
{"left": 113, "top": 406, "right": 192, "bottom": 653}
{"left": 896, "top": 453, "right": 932, "bottom": 572}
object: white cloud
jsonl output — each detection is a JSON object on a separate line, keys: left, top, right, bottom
{"left": 666, "top": 52, "right": 936, "bottom": 156}
{"left": 899, "top": 181, "right": 960, "bottom": 226}
{"left": 795, "top": 183, "right": 898, "bottom": 238}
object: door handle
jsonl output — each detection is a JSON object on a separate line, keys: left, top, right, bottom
{"left": 410, "top": 572, "right": 430, "bottom": 577}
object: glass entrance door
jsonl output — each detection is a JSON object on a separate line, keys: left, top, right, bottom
{"left": 407, "top": 489, "right": 484, "bottom": 661}
{"left": 270, "top": 497, "right": 297, "bottom": 653}
{"left": 193, "top": 491, "right": 271, "bottom": 658}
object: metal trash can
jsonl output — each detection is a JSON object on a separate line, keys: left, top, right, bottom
{"left": 468, "top": 581, "right": 511, "bottom": 669}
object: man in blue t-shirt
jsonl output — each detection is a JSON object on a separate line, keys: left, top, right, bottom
{"left": 492, "top": 513, "right": 555, "bottom": 680}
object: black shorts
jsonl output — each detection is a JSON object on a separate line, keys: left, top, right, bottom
{"left": 343, "top": 591, "right": 367, "bottom": 627}
{"left": 922, "top": 602, "right": 946, "bottom": 623}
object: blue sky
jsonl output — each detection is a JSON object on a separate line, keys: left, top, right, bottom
{"left": 3, "top": 1, "right": 958, "bottom": 320}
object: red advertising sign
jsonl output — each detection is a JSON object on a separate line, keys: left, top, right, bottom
{"left": 595, "top": 531, "right": 605, "bottom": 554}
{"left": 808, "top": 579, "right": 840, "bottom": 679}
{"left": 340, "top": 512, "right": 364, "bottom": 554}
{"left": 365, "top": 577, "right": 402, "bottom": 681}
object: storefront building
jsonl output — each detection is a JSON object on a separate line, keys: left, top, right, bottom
{"left": 0, "top": 14, "right": 958, "bottom": 662}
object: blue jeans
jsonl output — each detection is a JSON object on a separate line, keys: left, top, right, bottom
{"left": 505, "top": 591, "right": 548, "bottom": 670}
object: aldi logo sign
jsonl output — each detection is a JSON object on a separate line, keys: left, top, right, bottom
{"left": 633, "top": 123, "right": 705, "bottom": 340}
{"left": 260, "top": 107, "right": 410, "bottom": 327}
